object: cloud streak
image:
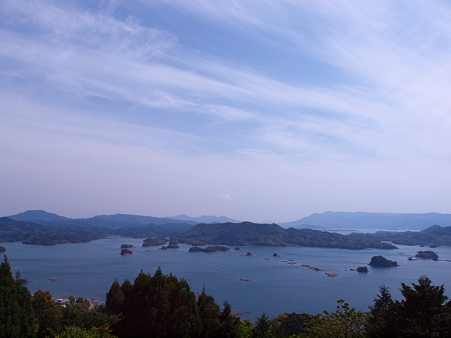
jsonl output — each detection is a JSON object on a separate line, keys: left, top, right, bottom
{"left": 1, "top": 0, "right": 451, "bottom": 221}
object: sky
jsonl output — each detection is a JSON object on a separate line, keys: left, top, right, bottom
{"left": 1, "top": 0, "right": 451, "bottom": 223}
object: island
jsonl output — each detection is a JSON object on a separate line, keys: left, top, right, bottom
{"left": 167, "top": 240, "right": 179, "bottom": 249}
{"left": 175, "top": 222, "right": 397, "bottom": 250}
{"left": 356, "top": 266, "right": 368, "bottom": 273}
{"left": 350, "top": 224, "right": 451, "bottom": 247}
{"left": 120, "top": 248, "right": 133, "bottom": 256}
{"left": 414, "top": 250, "right": 439, "bottom": 260}
{"left": 369, "top": 255, "right": 398, "bottom": 267}
{"left": 0, "top": 246, "right": 5, "bottom": 252}
{"left": 142, "top": 237, "right": 167, "bottom": 247}
{"left": 121, "top": 244, "right": 134, "bottom": 249}
{"left": 188, "top": 246, "right": 230, "bottom": 253}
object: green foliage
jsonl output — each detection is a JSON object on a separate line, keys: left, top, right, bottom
{"left": 61, "top": 302, "right": 119, "bottom": 331}
{"left": 54, "top": 325, "right": 117, "bottom": 338}
{"left": 270, "top": 312, "right": 314, "bottom": 337}
{"left": 368, "top": 255, "right": 397, "bottom": 267}
{"left": 107, "top": 268, "right": 203, "bottom": 337}
{"left": 197, "top": 289, "right": 221, "bottom": 337}
{"left": 415, "top": 250, "right": 438, "bottom": 260}
{"left": 189, "top": 245, "right": 230, "bottom": 252}
{"left": 253, "top": 312, "right": 271, "bottom": 338}
{"left": 106, "top": 269, "right": 242, "bottom": 337}
{"left": 305, "top": 300, "right": 367, "bottom": 338}
{"left": 351, "top": 224, "right": 451, "bottom": 247}
{"left": 0, "top": 217, "right": 112, "bottom": 245}
{"left": 366, "top": 276, "right": 451, "bottom": 337}
{"left": 0, "top": 255, "right": 37, "bottom": 337}
{"left": 114, "top": 222, "right": 194, "bottom": 239}
{"left": 32, "top": 289, "right": 62, "bottom": 337}
{"left": 142, "top": 237, "right": 167, "bottom": 247}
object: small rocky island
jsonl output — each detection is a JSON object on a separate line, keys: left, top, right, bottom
{"left": 0, "top": 246, "right": 5, "bottom": 253}
{"left": 120, "top": 248, "right": 133, "bottom": 256}
{"left": 121, "top": 244, "right": 134, "bottom": 249}
{"left": 356, "top": 266, "right": 368, "bottom": 273}
{"left": 167, "top": 240, "right": 179, "bottom": 249}
{"left": 369, "top": 255, "right": 398, "bottom": 267}
{"left": 413, "top": 250, "right": 439, "bottom": 260}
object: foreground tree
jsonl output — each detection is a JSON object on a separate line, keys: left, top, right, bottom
{"left": 366, "top": 276, "right": 451, "bottom": 337}
{"left": 0, "top": 255, "right": 37, "bottom": 337}
{"left": 305, "top": 300, "right": 367, "bottom": 338}
{"left": 270, "top": 312, "right": 314, "bottom": 337}
{"left": 54, "top": 325, "right": 117, "bottom": 338}
{"left": 32, "top": 289, "right": 62, "bottom": 337}
{"left": 107, "top": 268, "right": 203, "bottom": 337}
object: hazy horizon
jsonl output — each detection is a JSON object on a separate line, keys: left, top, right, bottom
{"left": 2, "top": 1, "right": 451, "bottom": 223}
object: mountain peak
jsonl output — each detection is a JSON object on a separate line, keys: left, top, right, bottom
{"left": 9, "top": 210, "right": 67, "bottom": 221}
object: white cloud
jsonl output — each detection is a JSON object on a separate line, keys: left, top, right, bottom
{"left": 219, "top": 194, "right": 233, "bottom": 201}
{"left": 2, "top": 0, "right": 451, "bottom": 220}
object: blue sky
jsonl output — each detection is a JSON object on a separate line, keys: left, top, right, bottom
{"left": 1, "top": 0, "right": 451, "bottom": 223}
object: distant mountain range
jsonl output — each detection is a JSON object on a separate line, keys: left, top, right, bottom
{"left": 279, "top": 211, "right": 451, "bottom": 230}
{"left": 2, "top": 210, "right": 451, "bottom": 249}
{"left": 6, "top": 210, "right": 451, "bottom": 231}
{"left": 7, "top": 210, "right": 237, "bottom": 228}
{"left": 171, "top": 214, "right": 239, "bottom": 224}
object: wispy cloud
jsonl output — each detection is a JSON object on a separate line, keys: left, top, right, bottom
{"left": 2, "top": 0, "right": 451, "bottom": 220}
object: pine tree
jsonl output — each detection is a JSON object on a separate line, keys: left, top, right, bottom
{"left": 0, "top": 255, "right": 37, "bottom": 337}
{"left": 366, "top": 276, "right": 451, "bottom": 337}
{"left": 32, "top": 289, "right": 62, "bottom": 337}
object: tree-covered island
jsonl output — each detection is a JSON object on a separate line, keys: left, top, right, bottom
{"left": 0, "top": 217, "right": 397, "bottom": 250}
{"left": 368, "top": 255, "right": 398, "bottom": 267}
{"left": 175, "top": 222, "right": 397, "bottom": 250}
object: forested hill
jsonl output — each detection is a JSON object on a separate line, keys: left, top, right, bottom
{"left": 8, "top": 210, "right": 197, "bottom": 228}
{"left": 175, "top": 222, "right": 396, "bottom": 249}
{"left": 0, "top": 217, "right": 112, "bottom": 245}
{"left": 351, "top": 224, "right": 451, "bottom": 247}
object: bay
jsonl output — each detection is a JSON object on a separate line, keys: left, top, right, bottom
{"left": 2, "top": 238, "right": 451, "bottom": 320}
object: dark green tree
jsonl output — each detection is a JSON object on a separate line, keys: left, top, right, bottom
{"left": 61, "top": 301, "right": 119, "bottom": 332}
{"left": 253, "top": 312, "right": 271, "bottom": 338}
{"left": 107, "top": 268, "right": 204, "bottom": 337}
{"left": 0, "top": 255, "right": 37, "bottom": 337}
{"left": 366, "top": 276, "right": 451, "bottom": 337}
{"left": 306, "top": 300, "right": 366, "bottom": 337}
{"left": 32, "top": 289, "right": 62, "bottom": 337}
{"left": 197, "top": 288, "right": 221, "bottom": 337}
{"left": 270, "top": 312, "right": 314, "bottom": 337}
{"left": 218, "top": 301, "right": 241, "bottom": 338}
{"left": 105, "top": 280, "right": 124, "bottom": 316}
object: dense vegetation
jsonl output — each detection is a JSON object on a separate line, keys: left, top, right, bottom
{"left": 415, "top": 250, "right": 439, "bottom": 260}
{"left": 0, "top": 217, "right": 113, "bottom": 245}
{"left": 351, "top": 224, "right": 451, "bottom": 247}
{"left": 142, "top": 237, "right": 167, "bottom": 247}
{"left": 189, "top": 245, "right": 230, "bottom": 252}
{"left": 368, "top": 255, "right": 398, "bottom": 267}
{"left": 2, "top": 252, "right": 451, "bottom": 337}
{"left": 114, "top": 223, "right": 194, "bottom": 239}
{"left": 176, "top": 222, "right": 396, "bottom": 249}
{"left": 1, "top": 217, "right": 396, "bottom": 250}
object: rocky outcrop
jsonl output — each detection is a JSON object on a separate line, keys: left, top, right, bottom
{"left": 369, "top": 255, "right": 397, "bottom": 267}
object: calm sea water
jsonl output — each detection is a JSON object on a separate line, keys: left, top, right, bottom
{"left": 2, "top": 238, "right": 451, "bottom": 320}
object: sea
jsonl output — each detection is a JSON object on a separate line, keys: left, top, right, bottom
{"left": 2, "top": 237, "right": 451, "bottom": 320}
